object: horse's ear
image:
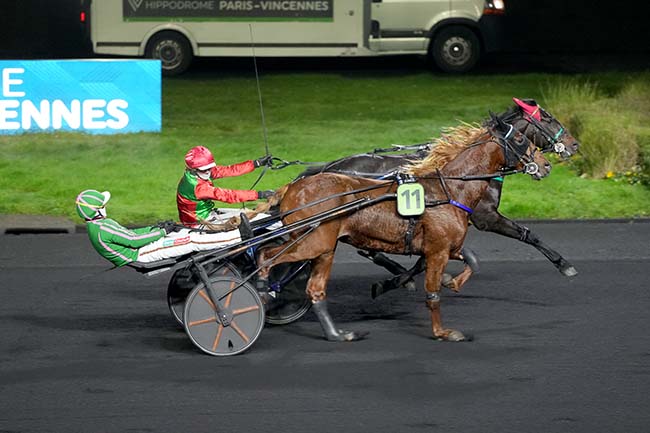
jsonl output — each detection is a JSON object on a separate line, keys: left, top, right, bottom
{"left": 489, "top": 110, "right": 506, "bottom": 131}
{"left": 513, "top": 97, "right": 541, "bottom": 120}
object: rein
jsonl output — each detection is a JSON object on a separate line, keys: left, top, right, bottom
{"left": 371, "top": 142, "right": 432, "bottom": 154}
{"left": 247, "top": 24, "right": 272, "bottom": 191}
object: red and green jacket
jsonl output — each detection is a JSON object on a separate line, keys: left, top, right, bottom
{"left": 86, "top": 218, "right": 165, "bottom": 267}
{"left": 176, "top": 160, "right": 258, "bottom": 227}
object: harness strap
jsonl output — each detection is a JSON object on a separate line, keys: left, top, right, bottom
{"left": 404, "top": 217, "right": 418, "bottom": 255}
{"left": 449, "top": 200, "right": 473, "bottom": 214}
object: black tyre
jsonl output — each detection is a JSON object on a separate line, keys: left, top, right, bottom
{"left": 146, "top": 31, "right": 193, "bottom": 76}
{"left": 265, "top": 261, "right": 312, "bottom": 325}
{"left": 184, "top": 276, "right": 265, "bottom": 357}
{"left": 167, "top": 262, "right": 240, "bottom": 326}
{"left": 430, "top": 26, "right": 480, "bottom": 73}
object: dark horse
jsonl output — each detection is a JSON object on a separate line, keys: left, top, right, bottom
{"left": 258, "top": 121, "right": 551, "bottom": 342}
{"left": 295, "top": 98, "right": 580, "bottom": 297}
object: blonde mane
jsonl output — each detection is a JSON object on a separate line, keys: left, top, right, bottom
{"left": 406, "top": 123, "right": 489, "bottom": 176}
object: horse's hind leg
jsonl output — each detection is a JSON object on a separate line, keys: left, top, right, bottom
{"left": 309, "top": 252, "right": 367, "bottom": 342}
{"left": 424, "top": 251, "right": 465, "bottom": 342}
{"left": 370, "top": 257, "right": 424, "bottom": 298}
{"left": 370, "top": 256, "right": 457, "bottom": 299}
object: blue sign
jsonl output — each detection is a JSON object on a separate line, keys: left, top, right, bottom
{"left": 0, "top": 60, "right": 161, "bottom": 135}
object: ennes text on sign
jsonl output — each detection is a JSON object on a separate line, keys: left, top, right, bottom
{"left": 0, "top": 68, "right": 129, "bottom": 131}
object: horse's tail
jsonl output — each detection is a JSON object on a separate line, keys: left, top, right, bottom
{"left": 254, "top": 184, "right": 289, "bottom": 214}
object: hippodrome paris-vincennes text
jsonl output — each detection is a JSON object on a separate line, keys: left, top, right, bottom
{"left": 138, "top": 1, "right": 330, "bottom": 12}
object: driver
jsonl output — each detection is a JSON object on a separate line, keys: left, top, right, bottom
{"left": 177, "top": 145, "right": 274, "bottom": 228}
{"left": 76, "top": 189, "right": 260, "bottom": 266}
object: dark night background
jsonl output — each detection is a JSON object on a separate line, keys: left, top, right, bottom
{"left": 0, "top": 0, "right": 649, "bottom": 70}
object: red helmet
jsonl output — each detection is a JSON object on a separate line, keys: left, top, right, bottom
{"left": 185, "top": 146, "right": 216, "bottom": 170}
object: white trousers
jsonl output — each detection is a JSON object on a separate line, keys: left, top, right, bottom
{"left": 136, "top": 211, "right": 279, "bottom": 263}
{"left": 136, "top": 228, "right": 242, "bottom": 263}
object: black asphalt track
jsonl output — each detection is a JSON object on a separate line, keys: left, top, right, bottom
{"left": 1, "top": 221, "right": 649, "bottom": 433}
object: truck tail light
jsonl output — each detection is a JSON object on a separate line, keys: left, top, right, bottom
{"left": 483, "top": 0, "right": 506, "bottom": 15}
{"left": 80, "top": 11, "right": 87, "bottom": 23}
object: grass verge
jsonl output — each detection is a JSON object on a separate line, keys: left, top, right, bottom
{"left": 1, "top": 70, "right": 649, "bottom": 224}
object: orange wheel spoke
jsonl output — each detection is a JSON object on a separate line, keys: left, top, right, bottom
{"left": 188, "top": 317, "right": 218, "bottom": 327}
{"left": 230, "top": 320, "right": 250, "bottom": 343}
{"left": 212, "top": 325, "right": 224, "bottom": 350}
{"left": 198, "top": 290, "right": 216, "bottom": 310}
{"left": 233, "top": 305, "right": 260, "bottom": 316}
{"left": 224, "top": 282, "right": 235, "bottom": 307}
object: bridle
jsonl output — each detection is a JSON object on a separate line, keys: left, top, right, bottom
{"left": 493, "top": 123, "right": 542, "bottom": 176}
{"left": 413, "top": 122, "right": 544, "bottom": 182}
{"left": 500, "top": 105, "right": 571, "bottom": 157}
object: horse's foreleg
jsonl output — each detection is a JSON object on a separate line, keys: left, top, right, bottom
{"left": 445, "top": 265, "right": 473, "bottom": 293}
{"left": 522, "top": 229, "right": 577, "bottom": 276}
{"left": 425, "top": 252, "right": 465, "bottom": 342}
{"left": 309, "top": 252, "right": 367, "bottom": 342}
{"left": 471, "top": 209, "right": 577, "bottom": 277}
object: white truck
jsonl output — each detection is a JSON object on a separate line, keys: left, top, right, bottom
{"left": 80, "top": 0, "right": 506, "bottom": 76}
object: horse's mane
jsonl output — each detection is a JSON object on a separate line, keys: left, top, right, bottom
{"left": 405, "top": 122, "right": 488, "bottom": 176}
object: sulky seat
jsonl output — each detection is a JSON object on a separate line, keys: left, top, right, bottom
{"left": 127, "top": 256, "right": 192, "bottom": 277}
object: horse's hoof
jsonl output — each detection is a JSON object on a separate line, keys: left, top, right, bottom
{"left": 344, "top": 330, "right": 369, "bottom": 341}
{"left": 461, "top": 247, "right": 480, "bottom": 273}
{"left": 447, "top": 330, "right": 466, "bottom": 342}
{"left": 441, "top": 273, "right": 453, "bottom": 288}
{"left": 561, "top": 266, "right": 578, "bottom": 277}
{"left": 404, "top": 280, "right": 416, "bottom": 291}
{"left": 327, "top": 330, "right": 368, "bottom": 342}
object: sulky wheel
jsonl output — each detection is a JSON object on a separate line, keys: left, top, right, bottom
{"left": 183, "top": 276, "right": 265, "bottom": 356}
{"left": 265, "top": 261, "right": 312, "bottom": 325}
{"left": 167, "top": 262, "right": 240, "bottom": 326}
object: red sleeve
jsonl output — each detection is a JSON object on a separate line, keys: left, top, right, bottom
{"left": 194, "top": 179, "right": 258, "bottom": 203}
{"left": 210, "top": 160, "right": 255, "bottom": 179}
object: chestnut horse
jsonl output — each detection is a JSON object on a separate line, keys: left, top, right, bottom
{"left": 295, "top": 99, "right": 580, "bottom": 299}
{"left": 257, "top": 122, "right": 551, "bottom": 342}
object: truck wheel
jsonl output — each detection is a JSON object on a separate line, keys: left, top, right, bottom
{"left": 146, "top": 31, "right": 193, "bottom": 76}
{"left": 430, "top": 26, "right": 480, "bottom": 73}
